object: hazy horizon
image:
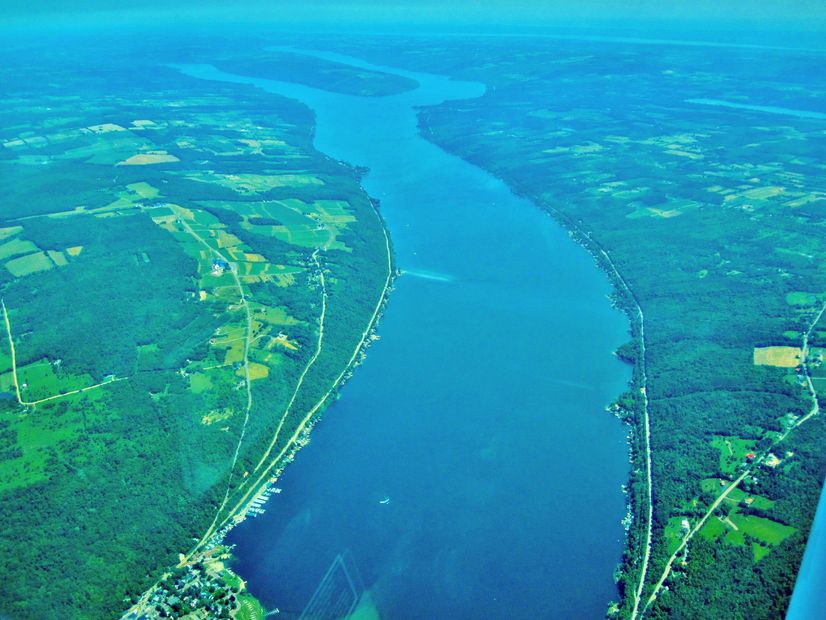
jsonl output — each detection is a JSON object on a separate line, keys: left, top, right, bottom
{"left": 3, "top": 0, "right": 826, "bottom": 37}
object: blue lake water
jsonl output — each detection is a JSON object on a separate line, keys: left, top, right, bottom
{"left": 181, "top": 53, "right": 630, "bottom": 619}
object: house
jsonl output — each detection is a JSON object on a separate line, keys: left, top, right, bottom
{"left": 765, "top": 453, "right": 781, "bottom": 468}
{"left": 211, "top": 258, "right": 229, "bottom": 275}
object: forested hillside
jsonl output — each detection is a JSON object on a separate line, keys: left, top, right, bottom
{"left": 0, "top": 37, "right": 391, "bottom": 619}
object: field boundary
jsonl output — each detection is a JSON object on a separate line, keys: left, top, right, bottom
{"left": 641, "top": 301, "right": 826, "bottom": 615}
{"left": 174, "top": 212, "right": 256, "bottom": 552}
{"left": 1, "top": 299, "right": 123, "bottom": 407}
{"left": 184, "top": 192, "right": 395, "bottom": 562}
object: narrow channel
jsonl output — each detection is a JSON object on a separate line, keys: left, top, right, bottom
{"left": 180, "top": 52, "right": 631, "bottom": 619}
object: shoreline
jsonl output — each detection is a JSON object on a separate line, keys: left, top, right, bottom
{"left": 542, "top": 207, "right": 652, "bottom": 619}
{"left": 138, "top": 60, "right": 639, "bottom": 618}
{"left": 124, "top": 156, "right": 398, "bottom": 619}
{"left": 200, "top": 175, "right": 398, "bottom": 552}
{"left": 526, "top": 202, "right": 651, "bottom": 618}
{"left": 417, "top": 113, "right": 652, "bottom": 617}
{"left": 209, "top": 150, "right": 640, "bottom": 618}
{"left": 198, "top": 119, "right": 639, "bottom": 620}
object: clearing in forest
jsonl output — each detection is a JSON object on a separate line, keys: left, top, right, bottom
{"left": 753, "top": 346, "right": 802, "bottom": 367}
{"left": 118, "top": 150, "right": 180, "bottom": 166}
{"left": 5, "top": 252, "right": 54, "bottom": 277}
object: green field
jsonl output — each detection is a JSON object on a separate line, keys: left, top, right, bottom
{"left": 729, "top": 514, "right": 796, "bottom": 546}
{"left": 5, "top": 252, "right": 54, "bottom": 277}
{"left": 15, "top": 359, "right": 95, "bottom": 402}
{"left": 700, "top": 478, "right": 775, "bottom": 510}
{"left": 0, "top": 40, "right": 391, "bottom": 620}
{"left": 753, "top": 543, "right": 772, "bottom": 562}
{"left": 0, "top": 238, "right": 38, "bottom": 261}
{"left": 710, "top": 435, "right": 758, "bottom": 476}
{"left": 663, "top": 516, "right": 690, "bottom": 554}
{"left": 786, "top": 291, "right": 823, "bottom": 307}
{"left": 699, "top": 516, "right": 728, "bottom": 541}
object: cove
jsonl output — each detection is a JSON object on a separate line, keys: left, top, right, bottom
{"left": 180, "top": 52, "right": 631, "bottom": 619}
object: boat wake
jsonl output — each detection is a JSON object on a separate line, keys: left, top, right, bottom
{"left": 402, "top": 269, "right": 455, "bottom": 283}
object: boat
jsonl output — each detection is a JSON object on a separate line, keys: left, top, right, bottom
{"left": 379, "top": 496, "right": 390, "bottom": 505}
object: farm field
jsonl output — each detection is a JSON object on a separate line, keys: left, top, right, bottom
{"left": 0, "top": 37, "right": 391, "bottom": 620}
{"left": 754, "top": 346, "right": 803, "bottom": 368}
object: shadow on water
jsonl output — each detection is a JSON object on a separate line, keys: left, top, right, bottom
{"left": 177, "top": 49, "right": 631, "bottom": 619}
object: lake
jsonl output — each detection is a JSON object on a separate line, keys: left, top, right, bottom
{"left": 180, "top": 51, "right": 630, "bottom": 619}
